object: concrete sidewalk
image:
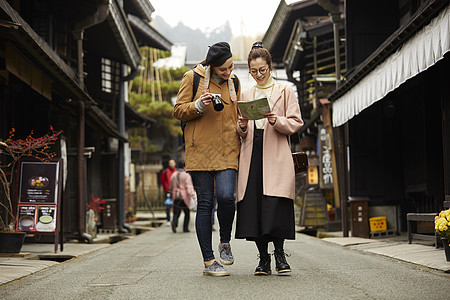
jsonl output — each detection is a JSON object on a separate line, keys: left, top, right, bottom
{"left": 1, "top": 212, "right": 449, "bottom": 299}
{"left": 0, "top": 211, "right": 169, "bottom": 286}
{"left": 0, "top": 242, "right": 110, "bottom": 286}
{"left": 2, "top": 213, "right": 450, "bottom": 290}
{"left": 320, "top": 233, "right": 450, "bottom": 272}
{"left": 0, "top": 211, "right": 170, "bottom": 286}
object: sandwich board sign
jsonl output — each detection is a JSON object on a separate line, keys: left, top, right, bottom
{"left": 16, "top": 159, "right": 63, "bottom": 252}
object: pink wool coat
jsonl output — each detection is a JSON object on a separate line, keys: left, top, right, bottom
{"left": 236, "top": 82, "right": 303, "bottom": 202}
{"left": 169, "top": 171, "right": 196, "bottom": 207}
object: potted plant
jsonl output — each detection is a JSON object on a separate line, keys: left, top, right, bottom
{"left": 0, "top": 127, "right": 61, "bottom": 253}
{"left": 86, "top": 195, "right": 106, "bottom": 238}
{"left": 435, "top": 208, "right": 450, "bottom": 261}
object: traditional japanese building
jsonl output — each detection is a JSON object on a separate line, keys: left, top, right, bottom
{"left": 329, "top": 0, "right": 450, "bottom": 233}
{"left": 0, "top": 0, "right": 170, "bottom": 242}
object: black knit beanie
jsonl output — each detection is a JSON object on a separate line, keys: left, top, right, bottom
{"left": 205, "top": 42, "right": 232, "bottom": 66}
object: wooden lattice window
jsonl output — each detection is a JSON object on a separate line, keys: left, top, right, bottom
{"left": 101, "top": 58, "right": 120, "bottom": 94}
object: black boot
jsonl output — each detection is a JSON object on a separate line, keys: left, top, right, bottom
{"left": 254, "top": 254, "right": 271, "bottom": 275}
{"left": 273, "top": 250, "right": 291, "bottom": 274}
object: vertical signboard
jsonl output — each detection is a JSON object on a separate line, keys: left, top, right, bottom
{"left": 318, "top": 125, "right": 334, "bottom": 189}
{"left": 16, "top": 160, "right": 63, "bottom": 252}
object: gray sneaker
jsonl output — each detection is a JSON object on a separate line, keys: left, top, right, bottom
{"left": 203, "top": 261, "right": 230, "bottom": 276}
{"left": 218, "top": 243, "right": 234, "bottom": 265}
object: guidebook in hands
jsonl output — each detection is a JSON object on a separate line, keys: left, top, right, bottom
{"left": 237, "top": 97, "right": 271, "bottom": 120}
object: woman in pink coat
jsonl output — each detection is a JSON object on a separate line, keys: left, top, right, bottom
{"left": 169, "top": 162, "right": 196, "bottom": 233}
{"left": 236, "top": 42, "right": 303, "bottom": 276}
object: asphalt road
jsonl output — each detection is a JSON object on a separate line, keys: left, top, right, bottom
{"left": 1, "top": 214, "right": 449, "bottom": 299}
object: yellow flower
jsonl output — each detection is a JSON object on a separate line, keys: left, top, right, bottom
{"left": 436, "top": 209, "right": 450, "bottom": 233}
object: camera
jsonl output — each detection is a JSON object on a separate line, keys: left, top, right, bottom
{"left": 211, "top": 94, "right": 224, "bottom": 111}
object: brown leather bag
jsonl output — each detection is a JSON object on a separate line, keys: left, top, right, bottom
{"left": 292, "top": 148, "right": 308, "bottom": 174}
{"left": 283, "top": 87, "right": 308, "bottom": 174}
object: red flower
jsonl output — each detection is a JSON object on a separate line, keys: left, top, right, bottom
{"left": 87, "top": 195, "right": 107, "bottom": 216}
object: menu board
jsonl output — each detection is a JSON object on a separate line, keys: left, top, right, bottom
{"left": 18, "top": 161, "right": 59, "bottom": 204}
{"left": 36, "top": 205, "right": 56, "bottom": 232}
{"left": 17, "top": 205, "right": 36, "bottom": 232}
{"left": 16, "top": 161, "right": 61, "bottom": 233}
{"left": 17, "top": 205, "right": 57, "bottom": 232}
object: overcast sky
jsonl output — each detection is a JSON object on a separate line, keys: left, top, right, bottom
{"left": 150, "top": 0, "right": 295, "bottom": 37}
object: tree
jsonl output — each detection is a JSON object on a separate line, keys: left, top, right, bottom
{"left": 128, "top": 46, "right": 189, "bottom": 154}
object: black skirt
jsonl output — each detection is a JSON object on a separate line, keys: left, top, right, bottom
{"left": 235, "top": 126, "right": 295, "bottom": 242}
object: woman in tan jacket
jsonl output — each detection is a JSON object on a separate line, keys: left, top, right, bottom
{"left": 173, "top": 42, "right": 240, "bottom": 277}
{"left": 236, "top": 42, "right": 303, "bottom": 276}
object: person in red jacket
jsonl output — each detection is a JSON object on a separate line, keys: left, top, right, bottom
{"left": 160, "top": 159, "right": 177, "bottom": 226}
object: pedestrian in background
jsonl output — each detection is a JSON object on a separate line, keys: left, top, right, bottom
{"left": 173, "top": 42, "right": 241, "bottom": 276}
{"left": 169, "top": 161, "right": 196, "bottom": 233}
{"left": 160, "top": 159, "right": 177, "bottom": 227}
{"left": 235, "top": 41, "right": 303, "bottom": 275}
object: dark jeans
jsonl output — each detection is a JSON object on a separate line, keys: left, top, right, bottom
{"left": 211, "top": 196, "right": 217, "bottom": 225}
{"left": 173, "top": 198, "right": 190, "bottom": 232}
{"left": 190, "top": 169, "right": 236, "bottom": 262}
{"left": 165, "top": 204, "right": 171, "bottom": 222}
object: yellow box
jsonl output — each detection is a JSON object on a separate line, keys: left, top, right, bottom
{"left": 369, "top": 216, "right": 387, "bottom": 232}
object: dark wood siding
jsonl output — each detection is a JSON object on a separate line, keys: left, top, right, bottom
{"left": 345, "top": 0, "right": 399, "bottom": 72}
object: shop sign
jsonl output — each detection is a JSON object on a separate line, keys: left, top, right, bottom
{"left": 319, "top": 125, "right": 334, "bottom": 189}
{"left": 16, "top": 161, "right": 61, "bottom": 233}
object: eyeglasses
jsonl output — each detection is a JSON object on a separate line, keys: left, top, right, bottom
{"left": 249, "top": 66, "right": 269, "bottom": 76}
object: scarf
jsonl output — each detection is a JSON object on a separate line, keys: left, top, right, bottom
{"left": 256, "top": 73, "right": 275, "bottom": 92}
{"left": 254, "top": 74, "right": 275, "bottom": 129}
{"left": 203, "top": 65, "right": 237, "bottom": 102}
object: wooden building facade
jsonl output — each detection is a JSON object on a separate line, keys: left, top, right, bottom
{"left": 0, "top": 0, "right": 170, "bottom": 242}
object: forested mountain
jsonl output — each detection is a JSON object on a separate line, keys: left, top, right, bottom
{"left": 152, "top": 16, "right": 233, "bottom": 62}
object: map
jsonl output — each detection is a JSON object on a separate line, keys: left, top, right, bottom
{"left": 238, "top": 97, "right": 271, "bottom": 120}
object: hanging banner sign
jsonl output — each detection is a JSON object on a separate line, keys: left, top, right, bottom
{"left": 318, "top": 125, "right": 334, "bottom": 189}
